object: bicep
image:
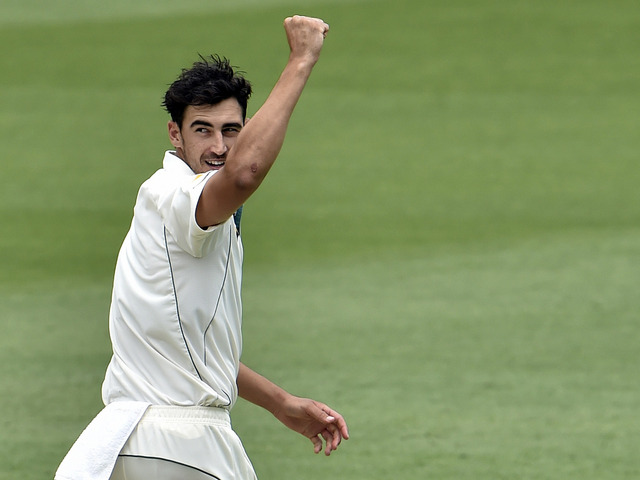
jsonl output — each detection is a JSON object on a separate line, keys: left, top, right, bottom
{"left": 196, "top": 165, "right": 258, "bottom": 228}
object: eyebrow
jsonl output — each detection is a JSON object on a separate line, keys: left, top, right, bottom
{"left": 190, "top": 120, "right": 213, "bottom": 129}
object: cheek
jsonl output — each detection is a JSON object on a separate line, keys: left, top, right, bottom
{"left": 180, "top": 141, "right": 203, "bottom": 167}
{"left": 225, "top": 136, "right": 239, "bottom": 150}
{"left": 182, "top": 138, "right": 204, "bottom": 157}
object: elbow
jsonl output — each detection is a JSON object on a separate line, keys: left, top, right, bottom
{"left": 232, "top": 162, "right": 265, "bottom": 191}
{"left": 225, "top": 144, "right": 276, "bottom": 191}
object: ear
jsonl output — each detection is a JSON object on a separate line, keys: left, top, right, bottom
{"left": 168, "top": 121, "right": 182, "bottom": 149}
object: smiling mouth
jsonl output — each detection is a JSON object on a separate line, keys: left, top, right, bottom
{"left": 204, "top": 158, "right": 225, "bottom": 169}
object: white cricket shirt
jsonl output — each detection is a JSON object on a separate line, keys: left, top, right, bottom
{"left": 102, "top": 151, "right": 244, "bottom": 409}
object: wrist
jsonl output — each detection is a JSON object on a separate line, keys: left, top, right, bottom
{"left": 264, "top": 386, "right": 292, "bottom": 416}
{"left": 286, "top": 53, "right": 318, "bottom": 74}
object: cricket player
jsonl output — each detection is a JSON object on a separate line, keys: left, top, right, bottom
{"left": 55, "top": 15, "right": 348, "bottom": 480}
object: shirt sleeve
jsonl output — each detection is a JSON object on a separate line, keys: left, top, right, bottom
{"left": 156, "top": 171, "right": 226, "bottom": 258}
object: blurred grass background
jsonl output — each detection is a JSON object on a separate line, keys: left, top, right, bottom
{"left": 1, "top": 0, "right": 639, "bottom": 478}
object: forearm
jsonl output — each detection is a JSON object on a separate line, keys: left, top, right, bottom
{"left": 196, "top": 58, "right": 318, "bottom": 228}
{"left": 196, "top": 17, "right": 328, "bottom": 228}
{"left": 237, "top": 362, "right": 290, "bottom": 415}
{"left": 237, "top": 363, "right": 349, "bottom": 456}
{"left": 225, "top": 15, "right": 327, "bottom": 186}
{"left": 224, "top": 57, "right": 315, "bottom": 186}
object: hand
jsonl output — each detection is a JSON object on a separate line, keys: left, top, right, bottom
{"left": 283, "top": 15, "right": 330, "bottom": 66}
{"left": 272, "top": 395, "right": 349, "bottom": 456}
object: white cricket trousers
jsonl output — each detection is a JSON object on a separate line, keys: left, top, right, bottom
{"left": 109, "top": 405, "right": 257, "bottom": 480}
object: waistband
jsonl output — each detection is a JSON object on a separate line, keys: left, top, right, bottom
{"left": 140, "top": 405, "right": 231, "bottom": 427}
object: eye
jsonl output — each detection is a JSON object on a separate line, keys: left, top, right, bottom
{"left": 223, "top": 127, "right": 241, "bottom": 136}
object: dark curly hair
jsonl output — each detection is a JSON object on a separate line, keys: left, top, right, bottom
{"left": 162, "top": 54, "right": 252, "bottom": 128}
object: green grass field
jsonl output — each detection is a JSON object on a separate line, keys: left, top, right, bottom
{"left": 1, "top": 0, "right": 639, "bottom": 478}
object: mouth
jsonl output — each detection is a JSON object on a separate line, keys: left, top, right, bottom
{"left": 204, "top": 158, "right": 225, "bottom": 170}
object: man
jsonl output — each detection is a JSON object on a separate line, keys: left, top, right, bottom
{"left": 56, "top": 15, "right": 348, "bottom": 480}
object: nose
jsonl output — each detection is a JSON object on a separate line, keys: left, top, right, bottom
{"left": 209, "top": 131, "right": 228, "bottom": 156}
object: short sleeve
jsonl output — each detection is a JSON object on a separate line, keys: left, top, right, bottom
{"left": 156, "top": 171, "right": 224, "bottom": 258}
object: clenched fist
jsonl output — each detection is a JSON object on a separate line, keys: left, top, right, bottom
{"left": 284, "top": 15, "right": 330, "bottom": 66}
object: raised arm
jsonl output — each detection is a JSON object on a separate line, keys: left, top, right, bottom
{"left": 237, "top": 362, "right": 349, "bottom": 456}
{"left": 196, "top": 16, "right": 330, "bottom": 228}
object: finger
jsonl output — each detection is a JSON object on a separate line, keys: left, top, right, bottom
{"left": 321, "top": 430, "right": 334, "bottom": 456}
{"left": 321, "top": 406, "right": 350, "bottom": 440}
{"left": 327, "top": 423, "right": 342, "bottom": 451}
{"left": 285, "top": 15, "right": 328, "bottom": 36}
{"left": 310, "top": 434, "right": 323, "bottom": 454}
{"left": 306, "top": 402, "right": 335, "bottom": 425}
{"left": 321, "top": 21, "right": 329, "bottom": 38}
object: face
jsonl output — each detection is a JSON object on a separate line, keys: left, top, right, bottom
{"left": 168, "top": 98, "right": 244, "bottom": 174}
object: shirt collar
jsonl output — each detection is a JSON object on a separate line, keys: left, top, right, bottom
{"left": 162, "top": 150, "right": 196, "bottom": 176}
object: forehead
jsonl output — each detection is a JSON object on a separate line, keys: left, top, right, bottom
{"left": 184, "top": 98, "right": 243, "bottom": 124}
